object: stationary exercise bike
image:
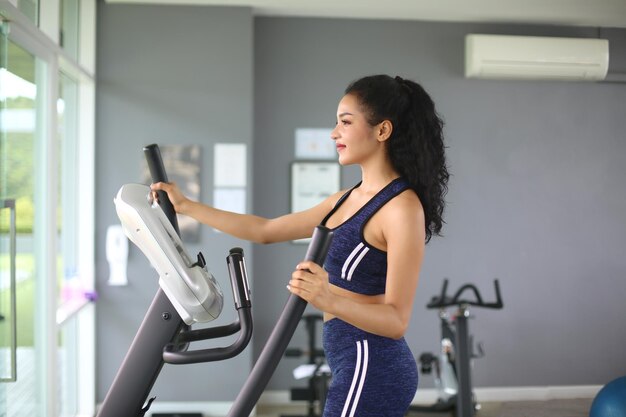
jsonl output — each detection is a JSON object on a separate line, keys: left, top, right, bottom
{"left": 407, "top": 279, "right": 503, "bottom": 417}
{"left": 98, "top": 144, "right": 334, "bottom": 417}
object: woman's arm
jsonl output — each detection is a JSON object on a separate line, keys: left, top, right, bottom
{"left": 151, "top": 181, "right": 342, "bottom": 244}
{"left": 288, "top": 192, "right": 425, "bottom": 339}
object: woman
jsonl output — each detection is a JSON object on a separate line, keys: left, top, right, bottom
{"left": 152, "top": 74, "right": 449, "bottom": 416}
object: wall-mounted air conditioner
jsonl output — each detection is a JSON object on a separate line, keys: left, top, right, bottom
{"left": 465, "top": 34, "right": 609, "bottom": 81}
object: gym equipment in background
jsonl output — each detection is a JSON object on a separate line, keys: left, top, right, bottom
{"left": 589, "top": 375, "right": 626, "bottom": 417}
{"left": 97, "top": 144, "right": 334, "bottom": 417}
{"left": 407, "top": 279, "right": 503, "bottom": 417}
{"left": 283, "top": 313, "right": 330, "bottom": 417}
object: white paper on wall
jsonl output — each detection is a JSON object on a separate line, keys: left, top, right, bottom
{"left": 213, "top": 188, "right": 246, "bottom": 214}
{"left": 295, "top": 128, "right": 335, "bottom": 159}
{"left": 214, "top": 143, "right": 247, "bottom": 187}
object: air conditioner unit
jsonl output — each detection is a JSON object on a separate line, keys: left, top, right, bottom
{"left": 465, "top": 34, "right": 609, "bottom": 81}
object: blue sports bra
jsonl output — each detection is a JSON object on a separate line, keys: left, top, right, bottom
{"left": 321, "top": 177, "right": 411, "bottom": 296}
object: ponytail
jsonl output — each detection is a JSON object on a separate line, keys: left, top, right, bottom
{"left": 345, "top": 75, "right": 449, "bottom": 242}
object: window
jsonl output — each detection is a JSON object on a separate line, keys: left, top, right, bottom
{"left": 0, "top": 1, "right": 95, "bottom": 416}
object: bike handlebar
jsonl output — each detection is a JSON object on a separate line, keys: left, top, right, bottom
{"left": 427, "top": 279, "right": 503, "bottom": 310}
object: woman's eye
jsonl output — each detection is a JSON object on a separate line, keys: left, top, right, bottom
{"left": 341, "top": 120, "right": 351, "bottom": 125}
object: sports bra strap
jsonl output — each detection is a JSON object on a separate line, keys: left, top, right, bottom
{"left": 320, "top": 181, "right": 362, "bottom": 226}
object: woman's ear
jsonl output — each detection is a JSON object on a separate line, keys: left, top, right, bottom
{"left": 377, "top": 120, "right": 393, "bottom": 142}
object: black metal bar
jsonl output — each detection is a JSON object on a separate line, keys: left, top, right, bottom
{"left": 455, "top": 309, "right": 473, "bottom": 417}
{"left": 175, "top": 321, "right": 241, "bottom": 343}
{"left": 97, "top": 144, "right": 184, "bottom": 417}
{"left": 143, "top": 143, "right": 179, "bottom": 232}
{"left": 226, "top": 225, "right": 333, "bottom": 417}
{"left": 161, "top": 247, "right": 253, "bottom": 365}
{"left": 427, "top": 279, "right": 504, "bottom": 310}
{"left": 163, "top": 308, "right": 252, "bottom": 365}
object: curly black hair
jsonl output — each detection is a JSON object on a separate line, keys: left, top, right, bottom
{"left": 345, "top": 74, "right": 449, "bottom": 242}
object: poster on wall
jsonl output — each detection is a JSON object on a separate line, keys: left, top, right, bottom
{"left": 141, "top": 144, "right": 201, "bottom": 242}
{"left": 290, "top": 161, "right": 341, "bottom": 244}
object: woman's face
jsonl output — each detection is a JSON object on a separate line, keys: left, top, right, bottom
{"left": 331, "top": 94, "right": 381, "bottom": 166}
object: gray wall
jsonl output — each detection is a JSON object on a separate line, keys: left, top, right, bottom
{"left": 252, "top": 19, "right": 626, "bottom": 389}
{"left": 96, "top": 2, "right": 626, "bottom": 404}
{"left": 95, "top": 4, "right": 254, "bottom": 402}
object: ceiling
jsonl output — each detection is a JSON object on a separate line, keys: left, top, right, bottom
{"left": 105, "top": 0, "right": 626, "bottom": 29}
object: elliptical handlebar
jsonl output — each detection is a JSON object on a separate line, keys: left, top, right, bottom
{"left": 427, "top": 279, "right": 503, "bottom": 310}
{"left": 143, "top": 144, "right": 179, "bottom": 233}
{"left": 162, "top": 247, "right": 253, "bottom": 365}
{"left": 143, "top": 144, "right": 254, "bottom": 364}
{"left": 99, "top": 144, "right": 255, "bottom": 417}
{"left": 226, "top": 225, "right": 334, "bottom": 417}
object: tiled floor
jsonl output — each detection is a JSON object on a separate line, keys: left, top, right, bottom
{"left": 256, "top": 398, "right": 594, "bottom": 417}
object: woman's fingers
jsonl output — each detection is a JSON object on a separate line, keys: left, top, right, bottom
{"left": 149, "top": 182, "right": 186, "bottom": 212}
{"left": 295, "top": 261, "right": 324, "bottom": 274}
{"left": 289, "top": 265, "right": 327, "bottom": 297}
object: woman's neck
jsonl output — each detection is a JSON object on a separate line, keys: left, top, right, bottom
{"left": 359, "top": 162, "right": 400, "bottom": 195}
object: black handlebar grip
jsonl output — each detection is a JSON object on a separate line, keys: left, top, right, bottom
{"left": 143, "top": 144, "right": 180, "bottom": 235}
{"left": 303, "top": 226, "right": 334, "bottom": 265}
{"left": 227, "top": 248, "right": 252, "bottom": 310}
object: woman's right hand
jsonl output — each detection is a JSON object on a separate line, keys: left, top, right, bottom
{"left": 150, "top": 182, "right": 189, "bottom": 214}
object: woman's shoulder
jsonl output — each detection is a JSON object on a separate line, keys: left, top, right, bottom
{"left": 383, "top": 188, "right": 424, "bottom": 223}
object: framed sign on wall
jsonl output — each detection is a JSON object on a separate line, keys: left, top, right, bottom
{"left": 290, "top": 161, "right": 341, "bottom": 243}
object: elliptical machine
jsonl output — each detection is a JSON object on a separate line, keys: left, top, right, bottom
{"left": 98, "top": 144, "right": 334, "bottom": 417}
{"left": 408, "top": 279, "right": 503, "bottom": 417}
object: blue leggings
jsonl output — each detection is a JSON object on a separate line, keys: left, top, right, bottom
{"left": 322, "top": 319, "right": 418, "bottom": 417}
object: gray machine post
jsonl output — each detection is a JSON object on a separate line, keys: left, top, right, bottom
{"left": 455, "top": 308, "right": 472, "bottom": 417}
{"left": 97, "top": 145, "right": 186, "bottom": 417}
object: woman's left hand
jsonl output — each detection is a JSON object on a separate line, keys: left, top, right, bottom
{"left": 288, "top": 261, "right": 334, "bottom": 312}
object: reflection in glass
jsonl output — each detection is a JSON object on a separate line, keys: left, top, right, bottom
{"left": 17, "top": 0, "right": 39, "bottom": 27}
{"left": 0, "top": 38, "right": 43, "bottom": 417}
{"left": 60, "top": 0, "right": 80, "bottom": 61}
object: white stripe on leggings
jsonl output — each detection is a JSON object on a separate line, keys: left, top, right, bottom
{"left": 340, "top": 340, "right": 369, "bottom": 417}
{"left": 348, "top": 340, "right": 369, "bottom": 417}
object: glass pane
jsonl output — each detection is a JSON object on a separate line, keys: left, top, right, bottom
{"left": 0, "top": 202, "right": 16, "bottom": 382}
{"left": 0, "top": 37, "right": 44, "bottom": 417}
{"left": 57, "top": 72, "right": 80, "bottom": 310}
{"left": 60, "top": 0, "right": 80, "bottom": 61}
{"left": 1, "top": 18, "right": 16, "bottom": 393}
{"left": 17, "top": 0, "right": 39, "bottom": 27}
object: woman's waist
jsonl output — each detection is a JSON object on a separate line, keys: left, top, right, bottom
{"left": 322, "top": 316, "right": 409, "bottom": 354}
